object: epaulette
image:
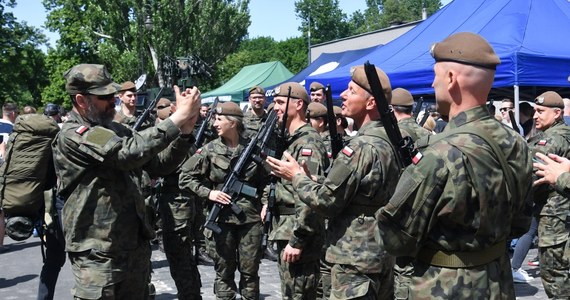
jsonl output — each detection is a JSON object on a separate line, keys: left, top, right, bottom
{"left": 75, "top": 125, "right": 89, "bottom": 135}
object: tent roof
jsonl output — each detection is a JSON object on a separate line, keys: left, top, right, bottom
{"left": 307, "top": 0, "right": 570, "bottom": 99}
{"left": 202, "top": 61, "right": 293, "bottom": 102}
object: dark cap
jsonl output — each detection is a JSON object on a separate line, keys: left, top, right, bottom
{"left": 391, "top": 88, "right": 414, "bottom": 106}
{"left": 249, "top": 86, "right": 265, "bottom": 96}
{"left": 155, "top": 98, "right": 172, "bottom": 120}
{"left": 534, "top": 91, "right": 564, "bottom": 108}
{"left": 307, "top": 102, "right": 327, "bottom": 118}
{"left": 44, "top": 103, "right": 61, "bottom": 116}
{"left": 64, "top": 64, "right": 121, "bottom": 95}
{"left": 430, "top": 32, "right": 500, "bottom": 70}
{"left": 350, "top": 65, "right": 392, "bottom": 103}
{"left": 274, "top": 82, "right": 309, "bottom": 104}
{"left": 120, "top": 81, "right": 136, "bottom": 92}
{"left": 5, "top": 216, "right": 34, "bottom": 241}
{"left": 310, "top": 81, "right": 325, "bottom": 92}
{"left": 215, "top": 102, "right": 243, "bottom": 117}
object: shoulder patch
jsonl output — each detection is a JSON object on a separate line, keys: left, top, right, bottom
{"left": 84, "top": 126, "right": 117, "bottom": 147}
{"left": 341, "top": 146, "right": 354, "bottom": 157}
{"left": 75, "top": 125, "right": 89, "bottom": 135}
{"left": 196, "top": 148, "right": 202, "bottom": 154}
{"left": 327, "top": 151, "right": 332, "bottom": 158}
{"left": 538, "top": 139, "right": 547, "bottom": 146}
{"left": 301, "top": 148, "right": 313, "bottom": 156}
{"left": 412, "top": 151, "right": 423, "bottom": 165}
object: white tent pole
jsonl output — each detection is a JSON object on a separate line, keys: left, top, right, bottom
{"left": 514, "top": 85, "right": 520, "bottom": 124}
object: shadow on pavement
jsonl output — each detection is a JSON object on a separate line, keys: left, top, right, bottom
{"left": 0, "top": 274, "right": 38, "bottom": 288}
{"left": 6, "top": 240, "right": 42, "bottom": 252}
{"left": 152, "top": 258, "right": 170, "bottom": 270}
{"left": 155, "top": 292, "right": 178, "bottom": 300}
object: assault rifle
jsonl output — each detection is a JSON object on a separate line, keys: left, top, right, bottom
{"left": 204, "top": 110, "right": 278, "bottom": 234}
{"left": 261, "top": 86, "right": 291, "bottom": 249}
{"left": 508, "top": 110, "right": 521, "bottom": 136}
{"left": 413, "top": 96, "right": 424, "bottom": 120}
{"left": 133, "top": 87, "right": 164, "bottom": 131}
{"left": 324, "top": 85, "right": 343, "bottom": 158}
{"left": 194, "top": 97, "right": 219, "bottom": 148}
{"left": 363, "top": 61, "right": 415, "bottom": 168}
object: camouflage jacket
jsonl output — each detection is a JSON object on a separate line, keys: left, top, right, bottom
{"left": 179, "top": 136, "right": 268, "bottom": 224}
{"left": 554, "top": 172, "right": 570, "bottom": 199}
{"left": 398, "top": 116, "right": 431, "bottom": 142}
{"left": 53, "top": 110, "right": 193, "bottom": 253}
{"left": 113, "top": 108, "right": 154, "bottom": 130}
{"left": 319, "top": 130, "right": 333, "bottom": 160}
{"left": 270, "top": 123, "right": 329, "bottom": 262}
{"left": 243, "top": 109, "right": 267, "bottom": 138}
{"left": 292, "top": 120, "right": 399, "bottom": 273}
{"left": 377, "top": 106, "right": 533, "bottom": 297}
{"left": 530, "top": 121, "right": 570, "bottom": 247}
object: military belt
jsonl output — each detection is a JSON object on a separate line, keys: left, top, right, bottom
{"left": 344, "top": 205, "right": 379, "bottom": 216}
{"left": 276, "top": 205, "right": 295, "bottom": 215}
{"left": 417, "top": 240, "right": 506, "bottom": 268}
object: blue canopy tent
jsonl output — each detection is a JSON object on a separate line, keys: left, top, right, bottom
{"left": 307, "top": 0, "right": 570, "bottom": 113}
{"left": 264, "top": 45, "right": 383, "bottom": 97}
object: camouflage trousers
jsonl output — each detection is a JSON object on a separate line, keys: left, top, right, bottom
{"left": 317, "top": 258, "right": 332, "bottom": 300}
{"left": 539, "top": 241, "right": 570, "bottom": 299}
{"left": 275, "top": 241, "right": 320, "bottom": 300}
{"left": 159, "top": 192, "right": 202, "bottom": 300}
{"left": 211, "top": 222, "right": 262, "bottom": 300}
{"left": 68, "top": 243, "right": 150, "bottom": 300}
{"left": 330, "top": 263, "right": 394, "bottom": 300}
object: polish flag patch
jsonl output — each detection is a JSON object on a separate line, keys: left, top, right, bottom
{"left": 327, "top": 152, "right": 332, "bottom": 158}
{"left": 412, "top": 152, "right": 423, "bottom": 165}
{"left": 301, "top": 148, "right": 313, "bottom": 156}
{"left": 342, "top": 146, "right": 354, "bottom": 157}
{"left": 195, "top": 148, "right": 202, "bottom": 154}
{"left": 538, "top": 140, "right": 547, "bottom": 146}
{"left": 75, "top": 125, "right": 89, "bottom": 135}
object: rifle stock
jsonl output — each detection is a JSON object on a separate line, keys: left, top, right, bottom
{"left": 363, "top": 61, "right": 415, "bottom": 168}
{"left": 133, "top": 87, "right": 164, "bottom": 131}
{"left": 508, "top": 110, "right": 521, "bottom": 135}
{"left": 324, "top": 85, "right": 343, "bottom": 158}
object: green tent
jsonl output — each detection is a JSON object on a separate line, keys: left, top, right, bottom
{"left": 202, "top": 61, "right": 293, "bottom": 103}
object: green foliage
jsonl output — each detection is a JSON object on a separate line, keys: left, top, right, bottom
{"left": 0, "top": 0, "right": 48, "bottom": 108}
{"left": 294, "top": 0, "right": 352, "bottom": 45}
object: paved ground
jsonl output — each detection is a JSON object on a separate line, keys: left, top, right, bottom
{"left": 0, "top": 236, "right": 546, "bottom": 299}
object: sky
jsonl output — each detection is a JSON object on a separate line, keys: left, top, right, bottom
{"left": 6, "top": 0, "right": 449, "bottom": 48}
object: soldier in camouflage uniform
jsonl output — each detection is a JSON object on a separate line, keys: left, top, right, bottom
{"left": 528, "top": 91, "right": 570, "bottom": 298}
{"left": 243, "top": 86, "right": 268, "bottom": 138}
{"left": 154, "top": 98, "right": 202, "bottom": 299}
{"left": 268, "top": 67, "right": 400, "bottom": 300}
{"left": 265, "top": 82, "right": 329, "bottom": 299}
{"left": 391, "top": 87, "right": 431, "bottom": 141}
{"left": 309, "top": 81, "right": 326, "bottom": 103}
{"left": 179, "top": 102, "right": 268, "bottom": 300}
{"left": 376, "top": 32, "right": 534, "bottom": 299}
{"left": 53, "top": 64, "right": 200, "bottom": 299}
{"left": 306, "top": 101, "right": 332, "bottom": 158}
{"left": 113, "top": 81, "right": 153, "bottom": 129}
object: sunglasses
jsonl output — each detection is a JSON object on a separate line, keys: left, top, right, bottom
{"left": 157, "top": 105, "right": 170, "bottom": 110}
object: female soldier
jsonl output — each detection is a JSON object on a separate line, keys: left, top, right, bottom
{"left": 179, "top": 101, "right": 267, "bottom": 300}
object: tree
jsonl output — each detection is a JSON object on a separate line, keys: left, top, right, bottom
{"left": 0, "top": 0, "right": 48, "bottom": 108}
{"left": 350, "top": 0, "right": 441, "bottom": 34}
{"left": 41, "top": 0, "right": 251, "bottom": 106}
{"left": 294, "top": 0, "right": 352, "bottom": 45}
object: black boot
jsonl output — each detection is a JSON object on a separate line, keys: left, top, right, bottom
{"left": 196, "top": 247, "right": 214, "bottom": 266}
{"left": 263, "top": 243, "right": 279, "bottom": 262}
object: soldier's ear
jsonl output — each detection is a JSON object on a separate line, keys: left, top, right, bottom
{"left": 74, "top": 94, "right": 90, "bottom": 110}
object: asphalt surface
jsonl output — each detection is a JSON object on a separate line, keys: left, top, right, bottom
{"left": 0, "top": 236, "right": 546, "bottom": 299}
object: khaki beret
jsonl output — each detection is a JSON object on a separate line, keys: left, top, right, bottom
{"left": 249, "top": 85, "right": 265, "bottom": 96}
{"left": 430, "top": 32, "right": 500, "bottom": 70}
{"left": 534, "top": 91, "right": 564, "bottom": 109}
{"left": 307, "top": 102, "right": 327, "bottom": 118}
{"left": 310, "top": 81, "right": 325, "bottom": 92}
{"left": 274, "top": 82, "right": 309, "bottom": 104}
{"left": 64, "top": 64, "right": 121, "bottom": 96}
{"left": 350, "top": 65, "right": 392, "bottom": 103}
{"left": 391, "top": 88, "right": 414, "bottom": 106}
{"left": 267, "top": 102, "right": 275, "bottom": 112}
{"left": 333, "top": 106, "right": 342, "bottom": 116}
{"left": 120, "top": 81, "right": 136, "bottom": 92}
{"left": 216, "top": 102, "right": 243, "bottom": 117}
{"left": 155, "top": 98, "right": 172, "bottom": 120}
